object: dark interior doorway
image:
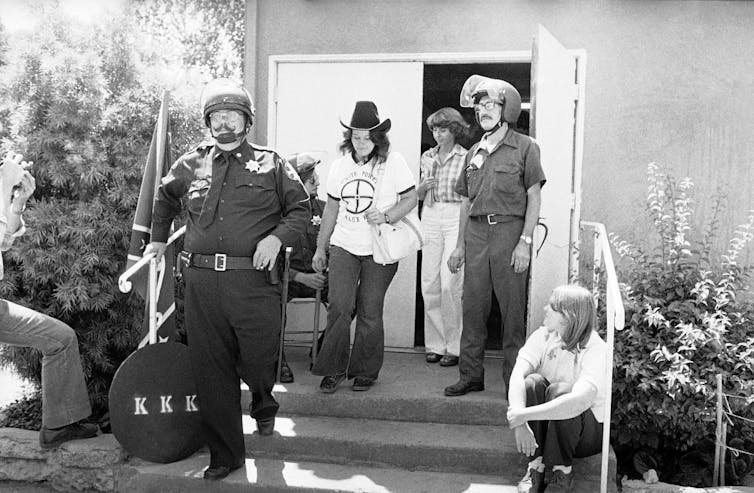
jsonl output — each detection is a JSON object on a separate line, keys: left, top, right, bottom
{"left": 415, "top": 62, "right": 531, "bottom": 351}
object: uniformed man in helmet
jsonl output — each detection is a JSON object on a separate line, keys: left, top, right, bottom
{"left": 145, "top": 78, "right": 308, "bottom": 480}
{"left": 444, "top": 75, "right": 546, "bottom": 398}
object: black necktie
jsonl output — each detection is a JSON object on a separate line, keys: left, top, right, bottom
{"left": 197, "top": 152, "right": 230, "bottom": 228}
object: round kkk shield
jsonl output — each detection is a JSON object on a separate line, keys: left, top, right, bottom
{"left": 109, "top": 342, "right": 203, "bottom": 463}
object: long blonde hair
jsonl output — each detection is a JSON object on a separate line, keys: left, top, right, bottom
{"left": 548, "top": 284, "right": 596, "bottom": 352}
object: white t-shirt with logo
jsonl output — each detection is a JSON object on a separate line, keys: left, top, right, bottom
{"left": 516, "top": 327, "right": 608, "bottom": 423}
{"left": 327, "top": 151, "right": 415, "bottom": 256}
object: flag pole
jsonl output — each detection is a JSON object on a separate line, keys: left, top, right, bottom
{"left": 148, "top": 257, "right": 158, "bottom": 345}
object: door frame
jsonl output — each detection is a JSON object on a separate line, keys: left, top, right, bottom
{"left": 267, "top": 49, "right": 587, "bottom": 346}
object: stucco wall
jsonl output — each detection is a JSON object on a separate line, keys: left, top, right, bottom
{"left": 246, "top": 0, "right": 754, "bottom": 263}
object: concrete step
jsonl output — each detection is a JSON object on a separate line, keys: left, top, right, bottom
{"left": 242, "top": 414, "right": 615, "bottom": 489}
{"left": 243, "top": 414, "right": 512, "bottom": 476}
{"left": 247, "top": 346, "right": 508, "bottom": 426}
{"left": 117, "top": 453, "right": 612, "bottom": 493}
{"left": 116, "top": 452, "right": 517, "bottom": 492}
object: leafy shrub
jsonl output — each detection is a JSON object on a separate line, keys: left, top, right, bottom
{"left": 608, "top": 163, "right": 754, "bottom": 486}
{"left": 0, "top": 12, "right": 205, "bottom": 422}
{"left": 0, "top": 390, "right": 42, "bottom": 430}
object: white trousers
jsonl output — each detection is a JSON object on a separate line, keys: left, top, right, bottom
{"left": 420, "top": 201, "right": 463, "bottom": 356}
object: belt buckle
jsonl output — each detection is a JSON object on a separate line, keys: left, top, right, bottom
{"left": 214, "top": 253, "right": 227, "bottom": 271}
{"left": 486, "top": 214, "right": 498, "bottom": 225}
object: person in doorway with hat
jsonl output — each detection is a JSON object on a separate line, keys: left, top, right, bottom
{"left": 418, "top": 107, "right": 469, "bottom": 368}
{"left": 444, "top": 75, "right": 546, "bottom": 398}
{"left": 144, "top": 78, "right": 308, "bottom": 480}
{"left": 310, "top": 101, "right": 417, "bottom": 393}
{"left": 276, "top": 151, "right": 329, "bottom": 382}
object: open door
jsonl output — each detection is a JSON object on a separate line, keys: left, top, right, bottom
{"left": 528, "top": 25, "right": 580, "bottom": 334}
{"left": 270, "top": 60, "right": 424, "bottom": 348}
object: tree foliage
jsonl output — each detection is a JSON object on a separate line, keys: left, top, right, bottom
{"left": 0, "top": 10, "right": 205, "bottom": 421}
{"left": 132, "top": 0, "right": 245, "bottom": 80}
{"left": 607, "top": 163, "right": 754, "bottom": 486}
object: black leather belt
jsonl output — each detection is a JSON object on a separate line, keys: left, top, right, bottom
{"left": 470, "top": 214, "right": 517, "bottom": 225}
{"left": 182, "top": 251, "right": 254, "bottom": 272}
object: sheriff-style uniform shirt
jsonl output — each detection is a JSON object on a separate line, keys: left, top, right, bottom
{"left": 289, "top": 195, "right": 325, "bottom": 274}
{"left": 455, "top": 127, "right": 546, "bottom": 219}
{"left": 152, "top": 140, "right": 309, "bottom": 256}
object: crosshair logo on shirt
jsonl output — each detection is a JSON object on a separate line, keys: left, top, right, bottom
{"left": 340, "top": 178, "right": 375, "bottom": 214}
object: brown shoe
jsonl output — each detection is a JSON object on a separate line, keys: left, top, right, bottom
{"left": 352, "top": 377, "right": 374, "bottom": 391}
{"left": 425, "top": 353, "right": 442, "bottom": 363}
{"left": 444, "top": 380, "right": 484, "bottom": 396}
{"left": 256, "top": 417, "right": 275, "bottom": 436}
{"left": 518, "top": 467, "right": 546, "bottom": 493}
{"left": 279, "top": 362, "right": 294, "bottom": 383}
{"left": 439, "top": 355, "right": 459, "bottom": 367}
{"left": 320, "top": 374, "right": 346, "bottom": 393}
{"left": 546, "top": 468, "right": 574, "bottom": 492}
{"left": 204, "top": 459, "right": 244, "bottom": 480}
{"left": 39, "top": 421, "right": 98, "bottom": 449}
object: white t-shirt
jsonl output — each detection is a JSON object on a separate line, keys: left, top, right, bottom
{"left": 327, "top": 151, "right": 415, "bottom": 256}
{"left": 516, "top": 327, "right": 608, "bottom": 423}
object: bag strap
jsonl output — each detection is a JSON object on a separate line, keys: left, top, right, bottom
{"left": 372, "top": 157, "right": 388, "bottom": 211}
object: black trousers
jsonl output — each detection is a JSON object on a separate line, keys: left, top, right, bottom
{"left": 184, "top": 267, "right": 281, "bottom": 468}
{"left": 525, "top": 373, "right": 603, "bottom": 467}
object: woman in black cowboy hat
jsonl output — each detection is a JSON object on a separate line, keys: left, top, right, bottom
{"left": 310, "top": 101, "right": 418, "bottom": 393}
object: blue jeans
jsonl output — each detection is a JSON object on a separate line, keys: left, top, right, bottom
{"left": 0, "top": 300, "right": 91, "bottom": 428}
{"left": 311, "top": 246, "right": 398, "bottom": 380}
{"left": 525, "top": 373, "right": 603, "bottom": 466}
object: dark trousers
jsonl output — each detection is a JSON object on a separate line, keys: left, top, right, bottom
{"left": 459, "top": 218, "right": 527, "bottom": 388}
{"left": 525, "top": 373, "right": 603, "bottom": 466}
{"left": 311, "top": 246, "right": 398, "bottom": 380}
{"left": 184, "top": 267, "right": 281, "bottom": 468}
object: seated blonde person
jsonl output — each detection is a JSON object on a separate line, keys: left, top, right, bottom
{"left": 506, "top": 285, "right": 607, "bottom": 493}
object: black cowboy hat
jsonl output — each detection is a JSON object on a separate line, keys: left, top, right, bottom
{"left": 340, "top": 101, "right": 391, "bottom": 132}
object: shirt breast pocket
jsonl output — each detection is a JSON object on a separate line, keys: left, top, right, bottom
{"left": 234, "top": 173, "right": 278, "bottom": 211}
{"left": 187, "top": 179, "right": 210, "bottom": 215}
{"left": 493, "top": 162, "right": 523, "bottom": 194}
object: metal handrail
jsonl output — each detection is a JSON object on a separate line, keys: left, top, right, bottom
{"left": 118, "top": 225, "right": 186, "bottom": 294}
{"left": 118, "top": 225, "right": 186, "bottom": 344}
{"left": 580, "top": 221, "right": 625, "bottom": 493}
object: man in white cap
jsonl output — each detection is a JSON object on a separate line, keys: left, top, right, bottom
{"left": 445, "top": 75, "right": 546, "bottom": 397}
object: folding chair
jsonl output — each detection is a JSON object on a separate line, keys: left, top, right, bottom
{"left": 285, "top": 292, "right": 323, "bottom": 364}
{"left": 277, "top": 247, "right": 324, "bottom": 382}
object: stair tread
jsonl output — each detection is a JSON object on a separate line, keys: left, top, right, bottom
{"left": 125, "top": 453, "right": 519, "bottom": 492}
{"left": 267, "top": 346, "right": 506, "bottom": 403}
{"left": 243, "top": 347, "right": 509, "bottom": 426}
{"left": 243, "top": 414, "right": 516, "bottom": 453}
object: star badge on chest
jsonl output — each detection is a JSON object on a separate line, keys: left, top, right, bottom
{"left": 311, "top": 215, "right": 321, "bottom": 226}
{"left": 245, "top": 159, "right": 260, "bottom": 173}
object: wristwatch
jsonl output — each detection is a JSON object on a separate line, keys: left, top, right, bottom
{"left": 519, "top": 234, "right": 532, "bottom": 245}
{"left": 384, "top": 213, "right": 391, "bottom": 224}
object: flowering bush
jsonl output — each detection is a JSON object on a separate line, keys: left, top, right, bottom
{"left": 609, "top": 163, "right": 754, "bottom": 485}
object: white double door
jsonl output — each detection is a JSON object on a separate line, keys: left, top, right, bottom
{"left": 269, "top": 26, "right": 580, "bottom": 347}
